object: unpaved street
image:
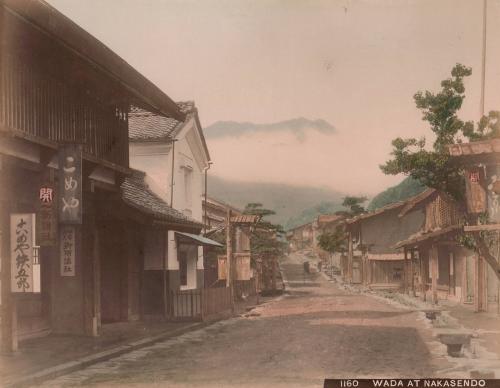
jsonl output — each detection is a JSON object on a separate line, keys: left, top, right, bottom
{"left": 40, "top": 253, "right": 447, "bottom": 388}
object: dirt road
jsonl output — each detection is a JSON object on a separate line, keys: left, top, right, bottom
{"left": 40, "top": 253, "right": 447, "bottom": 388}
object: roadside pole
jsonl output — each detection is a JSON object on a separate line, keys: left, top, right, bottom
{"left": 226, "top": 209, "right": 234, "bottom": 311}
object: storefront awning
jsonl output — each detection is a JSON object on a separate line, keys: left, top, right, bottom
{"left": 175, "top": 232, "right": 224, "bottom": 247}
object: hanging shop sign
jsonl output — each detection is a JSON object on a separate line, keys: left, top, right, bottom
{"left": 11, "top": 213, "right": 35, "bottom": 292}
{"left": 218, "top": 255, "right": 227, "bottom": 280}
{"left": 60, "top": 226, "right": 76, "bottom": 276}
{"left": 235, "top": 253, "right": 251, "bottom": 281}
{"left": 37, "top": 182, "right": 57, "bottom": 246}
{"left": 465, "top": 167, "right": 486, "bottom": 214}
{"left": 58, "top": 145, "right": 82, "bottom": 224}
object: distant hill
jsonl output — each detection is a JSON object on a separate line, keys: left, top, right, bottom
{"left": 368, "top": 176, "right": 426, "bottom": 211}
{"left": 207, "top": 175, "right": 344, "bottom": 227}
{"left": 283, "top": 201, "right": 344, "bottom": 230}
{"left": 204, "top": 117, "right": 335, "bottom": 142}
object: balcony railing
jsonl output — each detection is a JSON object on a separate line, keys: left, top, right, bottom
{"left": 0, "top": 54, "right": 129, "bottom": 168}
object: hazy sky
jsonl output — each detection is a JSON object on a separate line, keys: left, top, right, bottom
{"left": 47, "top": 0, "right": 500, "bottom": 195}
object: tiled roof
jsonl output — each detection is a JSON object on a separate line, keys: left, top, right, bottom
{"left": 393, "top": 225, "right": 462, "bottom": 249}
{"left": 128, "top": 101, "right": 196, "bottom": 141}
{"left": 317, "top": 214, "right": 344, "bottom": 225}
{"left": 448, "top": 138, "right": 500, "bottom": 157}
{"left": 121, "top": 170, "right": 203, "bottom": 228}
{"left": 346, "top": 201, "right": 407, "bottom": 225}
{"left": 398, "top": 188, "right": 437, "bottom": 218}
{"left": 230, "top": 215, "right": 261, "bottom": 224}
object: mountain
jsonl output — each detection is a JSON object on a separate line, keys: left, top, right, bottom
{"left": 367, "top": 176, "right": 426, "bottom": 211}
{"left": 207, "top": 175, "right": 344, "bottom": 227}
{"left": 204, "top": 117, "right": 335, "bottom": 142}
{"left": 283, "top": 201, "right": 344, "bottom": 230}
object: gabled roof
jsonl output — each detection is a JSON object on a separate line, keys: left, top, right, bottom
{"left": 129, "top": 106, "right": 182, "bottom": 141}
{"left": 317, "top": 214, "right": 344, "bottom": 225}
{"left": 2, "top": 0, "right": 184, "bottom": 121}
{"left": 230, "top": 215, "right": 261, "bottom": 224}
{"left": 121, "top": 169, "right": 203, "bottom": 229}
{"left": 204, "top": 196, "right": 243, "bottom": 214}
{"left": 394, "top": 225, "right": 462, "bottom": 249}
{"left": 346, "top": 201, "right": 407, "bottom": 225}
{"left": 128, "top": 100, "right": 211, "bottom": 162}
{"left": 398, "top": 188, "right": 437, "bottom": 218}
{"left": 448, "top": 138, "right": 500, "bottom": 157}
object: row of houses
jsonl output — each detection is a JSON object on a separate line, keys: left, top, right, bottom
{"left": 288, "top": 139, "right": 500, "bottom": 314}
{"left": 0, "top": 0, "right": 259, "bottom": 352}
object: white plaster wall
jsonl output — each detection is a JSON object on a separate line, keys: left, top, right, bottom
{"left": 129, "top": 143, "right": 173, "bottom": 202}
{"left": 167, "top": 230, "right": 178, "bottom": 270}
{"left": 129, "top": 123, "right": 206, "bottom": 223}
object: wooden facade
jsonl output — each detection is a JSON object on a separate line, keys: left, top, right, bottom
{"left": 0, "top": 0, "right": 184, "bottom": 352}
{"left": 345, "top": 200, "right": 425, "bottom": 290}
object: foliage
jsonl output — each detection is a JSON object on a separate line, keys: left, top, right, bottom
{"left": 317, "top": 196, "right": 367, "bottom": 254}
{"left": 243, "top": 203, "right": 286, "bottom": 257}
{"left": 334, "top": 196, "right": 367, "bottom": 217}
{"left": 317, "top": 226, "right": 347, "bottom": 254}
{"left": 380, "top": 64, "right": 500, "bottom": 200}
{"left": 368, "top": 176, "right": 427, "bottom": 211}
{"left": 380, "top": 63, "right": 500, "bottom": 279}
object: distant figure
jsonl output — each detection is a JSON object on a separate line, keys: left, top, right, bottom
{"left": 303, "top": 261, "right": 310, "bottom": 274}
{"left": 318, "top": 261, "right": 322, "bottom": 272}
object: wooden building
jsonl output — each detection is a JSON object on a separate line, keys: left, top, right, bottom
{"left": 0, "top": 0, "right": 185, "bottom": 351}
{"left": 286, "top": 221, "right": 314, "bottom": 251}
{"left": 346, "top": 199, "right": 425, "bottom": 290}
{"left": 202, "top": 196, "right": 242, "bottom": 232}
{"left": 394, "top": 189, "right": 470, "bottom": 305}
{"left": 447, "top": 139, "right": 500, "bottom": 312}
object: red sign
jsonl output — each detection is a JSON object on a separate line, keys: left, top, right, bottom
{"left": 39, "top": 187, "right": 54, "bottom": 204}
{"left": 469, "top": 171, "right": 480, "bottom": 183}
{"left": 37, "top": 182, "right": 57, "bottom": 246}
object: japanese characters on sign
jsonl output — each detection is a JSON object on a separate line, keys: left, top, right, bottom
{"left": 465, "top": 167, "right": 486, "bottom": 214}
{"left": 58, "top": 145, "right": 82, "bottom": 224}
{"left": 60, "top": 226, "right": 75, "bottom": 276}
{"left": 10, "top": 214, "right": 35, "bottom": 293}
{"left": 37, "top": 183, "right": 57, "bottom": 246}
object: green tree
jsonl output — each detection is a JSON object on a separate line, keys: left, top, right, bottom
{"left": 380, "top": 63, "right": 500, "bottom": 279}
{"left": 340, "top": 196, "right": 367, "bottom": 216}
{"left": 243, "top": 203, "right": 285, "bottom": 257}
{"left": 317, "top": 196, "right": 367, "bottom": 254}
{"left": 317, "top": 226, "right": 346, "bottom": 255}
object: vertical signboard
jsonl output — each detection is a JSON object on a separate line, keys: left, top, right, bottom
{"left": 60, "top": 226, "right": 75, "bottom": 276}
{"left": 37, "top": 182, "right": 57, "bottom": 246}
{"left": 11, "top": 214, "right": 35, "bottom": 292}
{"left": 486, "top": 164, "right": 500, "bottom": 223}
{"left": 465, "top": 167, "right": 487, "bottom": 214}
{"left": 59, "top": 145, "right": 82, "bottom": 224}
{"left": 235, "top": 253, "right": 251, "bottom": 281}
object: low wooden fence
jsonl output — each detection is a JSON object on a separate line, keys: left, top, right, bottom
{"left": 168, "top": 287, "right": 233, "bottom": 321}
{"left": 233, "top": 278, "right": 257, "bottom": 300}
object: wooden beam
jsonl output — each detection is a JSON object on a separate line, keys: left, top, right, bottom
{"left": 464, "top": 224, "right": 500, "bottom": 232}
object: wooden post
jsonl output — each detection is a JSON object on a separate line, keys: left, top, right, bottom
{"left": 163, "top": 230, "right": 168, "bottom": 320}
{"left": 347, "top": 231, "right": 353, "bottom": 283}
{"left": 403, "top": 249, "right": 408, "bottom": 294}
{"left": 226, "top": 209, "right": 232, "bottom": 288}
{"left": 92, "top": 224, "right": 100, "bottom": 336}
{"left": 431, "top": 246, "right": 438, "bottom": 305}
{"left": 409, "top": 250, "right": 415, "bottom": 297}
{"left": 475, "top": 255, "right": 486, "bottom": 312}
{"left": 421, "top": 249, "right": 426, "bottom": 302}
{"left": 271, "top": 256, "right": 277, "bottom": 291}
{"left": 1, "top": 163, "right": 18, "bottom": 353}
